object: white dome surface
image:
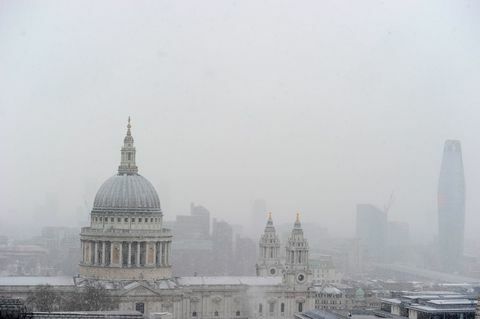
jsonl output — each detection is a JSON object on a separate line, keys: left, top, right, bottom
{"left": 92, "top": 174, "right": 161, "bottom": 214}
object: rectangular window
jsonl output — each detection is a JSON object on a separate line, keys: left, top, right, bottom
{"left": 124, "top": 218, "right": 128, "bottom": 222}
{"left": 135, "top": 303, "right": 144, "bottom": 314}
{"left": 117, "top": 218, "right": 121, "bottom": 222}
{"left": 269, "top": 303, "right": 274, "bottom": 313}
{"left": 139, "top": 218, "right": 142, "bottom": 222}
{"left": 132, "top": 218, "right": 135, "bottom": 223}
{"left": 111, "top": 217, "right": 114, "bottom": 222}
{"left": 150, "top": 218, "right": 153, "bottom": 222}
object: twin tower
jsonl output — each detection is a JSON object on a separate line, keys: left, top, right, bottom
{"left": 256, "top": 213, "right": 312, "bottom": 286}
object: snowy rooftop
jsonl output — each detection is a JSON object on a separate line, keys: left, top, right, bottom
{"left": 407, "top": 305, "right": 476, "bottom": 313}
{"left": 312, "top": 286, "right": 342, "bottom": 295}
{"left": 0, "top": 276, "right": 74, "bottom": 286}
{"left": 177, "top": 276, "right": 283, "bottom": 286}
{"left": 380, "top": 298, "right": 402, "bottom": 305}
{"left": 428, "top": 299, "right": 476, "bottom": 305}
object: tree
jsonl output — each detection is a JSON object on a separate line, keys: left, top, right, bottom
{"left": 26, "top": 285, "right": 61, "bottom": 312}
{"left": 62, "top": 281, "right": 118, "bottom": 311}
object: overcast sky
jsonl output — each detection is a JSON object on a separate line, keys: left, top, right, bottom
{"left": 1, "top": 0, "right": 479, "bottom": 242}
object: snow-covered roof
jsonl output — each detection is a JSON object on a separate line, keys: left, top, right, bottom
{"left": 312, "top": 286, "right": 342, "bottom": 294}
{"left": 0, "top": 276, "right": 74, "bottom": 286}
{"left": 428, "top": 299, "right": 476, "bottom": 305}
{"left": 178, "top": 276, "right": 282, "bottom": 286}
{"left": 379, "top": 298, "right": 402, "bottom": 305}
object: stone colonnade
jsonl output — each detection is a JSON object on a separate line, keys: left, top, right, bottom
{"left": 81, "top": 240, "right": 171, "bottom": 268}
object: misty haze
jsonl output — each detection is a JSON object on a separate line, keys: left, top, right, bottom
{"left": 1, "top": 1, "right": 480, "bottom": 319}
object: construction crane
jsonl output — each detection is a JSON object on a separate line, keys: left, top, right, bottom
{"left": 383, "top": 191, "right": 395, "bottom": 215}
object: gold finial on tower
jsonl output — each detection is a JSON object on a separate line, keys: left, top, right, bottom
{"left": 296, "top": 212, "right": 300, "bottom": 222}
{"left": 268, "top": 212, "right": 272, "bottom": 219}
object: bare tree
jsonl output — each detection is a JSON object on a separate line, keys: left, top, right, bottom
{"left": 62, "top": 281, "right": 118, "bottom": 311}
{"left": 26, "top": 285, "right": 61, "bottom": 312}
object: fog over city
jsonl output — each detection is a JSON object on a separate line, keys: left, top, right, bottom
{"left": 1, "top": 0, "right": 480, "bottom": 246}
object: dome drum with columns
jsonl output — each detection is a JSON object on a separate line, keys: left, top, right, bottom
{"left": 80, "top": 118, "right": 172, "bottom": 281}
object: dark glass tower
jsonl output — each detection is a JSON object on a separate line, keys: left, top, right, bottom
{"left": 438, "top": 140, "right": 465, "bottom": 273}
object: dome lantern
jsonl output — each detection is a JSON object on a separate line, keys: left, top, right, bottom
{"left": 118, "top": 116, "right": 138, "bottom": 175}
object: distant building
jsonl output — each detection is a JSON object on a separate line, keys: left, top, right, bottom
{"left": 211, "top": 218, "right": 234, "bottom": 275}
{"left": 310, "top": 255, "right": 342, "bottom": 285}
{"left": 174, "top": 203, "right": 210, "bottom": 240}
{"left": 356, "top": 204, "right": 387, "bottom": 262}
{"left": 438, "top": 140, "right": 466, "bottom": 273}
{"left": 233, "top": 234, "right": 256, "bottom": 275}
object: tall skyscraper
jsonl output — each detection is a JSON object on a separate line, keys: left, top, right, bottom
{"left": 356, "top": 204, "right": 387, "bottom": 262}
{"left": 438, "top": 140, "right": 466, "bottom": 273}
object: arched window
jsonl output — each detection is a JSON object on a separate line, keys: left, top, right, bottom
{"left": 236, "top": 311, "right": 240, "bottom": 316}
{"left": 214, "top": 311, "right": 219, "bottom": 317}
{"left": 298, "top": 302, "right": 303, "bottom": 312}
{"left": 192, "top": 312, "right": 197, "bottom": 317}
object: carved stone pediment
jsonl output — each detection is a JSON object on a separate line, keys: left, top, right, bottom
{"left": 212, "top": 295, "right": 223, "bottom": 303}
{"left": 121, "top": 284, "right": 159, "bottom": 297}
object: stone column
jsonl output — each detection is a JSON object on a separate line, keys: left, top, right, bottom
{"left": 136, "top": 241, "right": 141, "bottom": 266}
{"left": 161, "top": 242, "right": 165, "bottom": 266}
{"left": 94, "top": 241, "right": 98, "bottom": 265}
{"left": 119, "top": 242, "right": 123, "bottom": 267}
{"left": 102, "top": 241, "right": 106, "bottom": 265}
{"left": 155, "top": 241, "right": 162, "bottom": 267}
{"left": 166, "top": 242, "right": 170, "bottom": 266}
{"left": 152, "top": 242, "right": 156, "bottom": 267}
{"left": 80, "top": 240, "right": 84, "bottom": 263}
{"left": 128, "top": 242, "right": 132, "bottom": 267}
{"left": 110, "top": 241, "right": 114, "bottom": 266}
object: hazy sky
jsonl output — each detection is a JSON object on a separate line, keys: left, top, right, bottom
{"left": 1, "top": 0, "right": 479, "bottom": 241}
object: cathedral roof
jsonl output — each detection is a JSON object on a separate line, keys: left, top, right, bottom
{"left": 92, "top": 118, "right": 162, "bottom": 215}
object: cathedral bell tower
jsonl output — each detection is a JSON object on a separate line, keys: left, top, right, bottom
{"left": 284, "top": 213, "right": 312, "bottom": 286}
{"left": 256, "top": 213, "right": 283, "bottom": 276}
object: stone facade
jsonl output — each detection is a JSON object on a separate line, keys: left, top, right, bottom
{"left": 79, "top": 118, "right": 172, "bottom": 281}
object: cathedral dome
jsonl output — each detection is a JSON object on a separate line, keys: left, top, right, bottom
{"left": 91, "top": 117, "right": 161, "bottom": 215}
{"left": 92, "top": 173, "right": 161, "bottom": 214}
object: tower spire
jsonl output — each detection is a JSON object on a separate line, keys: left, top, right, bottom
{"left": 294, "top": 212, "right": 301, "bottom": 228}
{"left": 118, "top": 117, "right": 138, "bottom": 175}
